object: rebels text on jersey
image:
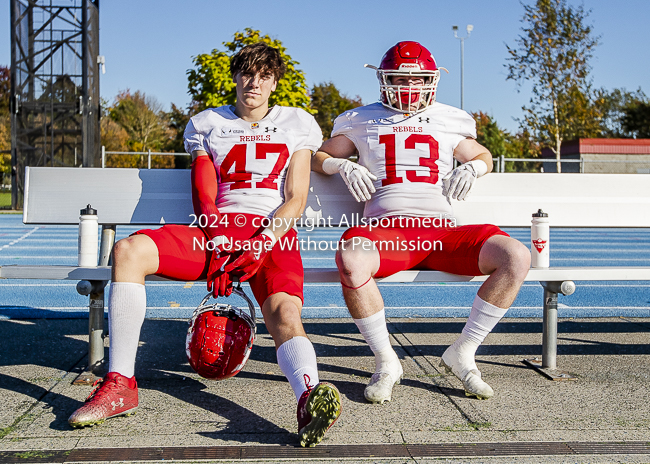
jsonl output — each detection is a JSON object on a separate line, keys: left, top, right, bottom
{"left": 332, "top": 102, "right": 476, "bottom": 218}
{"left": 184, "top": 106, "right": 322, "bottom": 217}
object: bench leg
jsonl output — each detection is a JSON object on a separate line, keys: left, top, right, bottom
{"left": 73, "top": 226, "right": 116, "bottom": 385}
{"left": 73, "top": 282, "right": 108, "bottom": 385}
{"left": 523, "top": 281, "right": 577, "bottom": 380}
{"left": 542, "top": 288, "right": 558, "bottom": 369}
{"left": 89, "top": 289, "right": 105, "bottom": 369}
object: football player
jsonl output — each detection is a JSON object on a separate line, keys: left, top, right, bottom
{"left": 68, "top": 42, "right": 341, "bottom": 447}
{"left": 312, "top": 41, "right": 530, "bottom": 404}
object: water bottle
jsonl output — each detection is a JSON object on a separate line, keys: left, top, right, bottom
{"left": 531, "top": 209, "right": 549, "bottom": 268}
{"left": 78, "top": 204, "right": 98, "bottom": 267}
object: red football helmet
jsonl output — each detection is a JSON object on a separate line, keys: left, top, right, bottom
{"left": 365, "top": 41, "right": 446, "bottom": 113}
{"left": 185, "top": 287, "right": 256, "bottom": 380}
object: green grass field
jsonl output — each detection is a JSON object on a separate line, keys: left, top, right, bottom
{"left": 0, "top": 191, "right": 11, "bottom": 209}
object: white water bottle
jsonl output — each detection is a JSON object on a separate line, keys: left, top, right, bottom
{"left": 78, "top": 204, "right": 98, "bottom": 267}
{"left": 531, "top": 209, "right": 549, "bottom": 268}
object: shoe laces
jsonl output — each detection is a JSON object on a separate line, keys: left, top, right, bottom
{"left": 85, "top": 377, "right": 121, "bottom": 403}
{"left": 303, "top": 374, "right": 314, "bottom": 393}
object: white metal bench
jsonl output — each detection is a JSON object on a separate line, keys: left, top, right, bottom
{"left": 2, "top": 167, "right": 650, "bottom": 383}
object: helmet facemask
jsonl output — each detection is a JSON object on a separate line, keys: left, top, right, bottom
{"left": 379, "top": 69, "right": 440, "bottom": 113}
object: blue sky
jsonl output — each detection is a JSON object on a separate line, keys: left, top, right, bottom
{"left": 2, "top": 0, "right": 649, "bottom": 134}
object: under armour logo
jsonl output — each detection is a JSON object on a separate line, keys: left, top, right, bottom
{"left": 265, "top": 127, "right": 277, "bottom": 133}
{"left": 419, "top": 117, "right": 430, "bottom": 123}
{"left": 111, "top": 398, "right": 125, "bottom": 411}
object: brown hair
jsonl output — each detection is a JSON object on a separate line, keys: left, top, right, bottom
{"left": 230, "top": 42, "right": 286, "bottom": 82}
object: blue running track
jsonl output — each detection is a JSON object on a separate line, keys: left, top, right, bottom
{"left": 0, "top": 213, "right": 648, "bottom": 320}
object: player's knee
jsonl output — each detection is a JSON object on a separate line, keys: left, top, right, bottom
{"left": 112, "top": 236, "right": 154, "bottom": 270}
{"left": 506, "top": 239, "right": 531, "bottom": 279}
{"left": 335, "top": 239, "right": 375, "bottom": 279}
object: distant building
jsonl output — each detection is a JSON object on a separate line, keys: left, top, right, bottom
{"left": 541, "top": 139, "right": 650, "bottom": 173}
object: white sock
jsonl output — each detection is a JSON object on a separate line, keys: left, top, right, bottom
{"left": 277, "top": 336, "right": 319, "bottom": 401}
{"left": 462, "top": 295, "right": 509, "bottom": 344}
{"left": 108, "top": 282, "right": 146, "bottom": 378}
{"left": 447, "top": 296, "right": 509, "bottom": 379}
{"left": 353, "top": 309, "right": 400, "bottom": 374}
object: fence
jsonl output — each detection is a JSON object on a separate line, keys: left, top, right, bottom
{"left": 101, "top": 147, "right": 191, "bottom": 170}
{"left": 493, "top": 156, "right": 650, "bottom": 174}
{"left": 102, "top": 149, "right": 650, "bottom": 174}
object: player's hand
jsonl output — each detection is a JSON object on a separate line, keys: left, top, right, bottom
{"left": 442, "top": 162, "right": 478, "bottom": 203}
{"left": 323, "top": 158, "right": 378, "bottom": 202}
{"left": 224, "top": 232, "right": 275, "bottom": 283}
{"left": 206, "top": 236, "right": 233, "bottom": 297}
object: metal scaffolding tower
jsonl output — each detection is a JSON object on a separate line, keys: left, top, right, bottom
{"left": 10, "top": 0, "right": 100, "bottom": 209}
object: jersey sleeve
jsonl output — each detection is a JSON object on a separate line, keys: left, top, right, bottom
{"left": 296, "top": 113, "right": 323, "bottom": 153}
{"left": 331, "top": 111, "right": 354, "bottom": 139}
{"left": 183, "top": 115, "right": 208, "bottom": 155}
{"left": 444, "top": 108, "right": 477, "bottom": 139}
{"left": 439, "top": 107, "right": 477, "bottom": 152}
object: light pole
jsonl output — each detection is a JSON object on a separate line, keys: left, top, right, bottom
{"left": 452, "top": 24, "right": 473, "bottom": 110}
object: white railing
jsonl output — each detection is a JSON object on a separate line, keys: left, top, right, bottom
{"left": 100, "top": 147, "right": 649, "bottom": 174}
{"left": 101, "top": 146, "right": 190, "bottom": 169}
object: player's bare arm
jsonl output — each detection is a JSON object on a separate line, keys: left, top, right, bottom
{"left": 311, "top": 135, "right": 357, "bottom": 173}
{"left": 453, "top": 138, "right": 494, "bottom": 172}
{"left": 442, "top": 138, "right": 493, "bottom": 202}
{"left": 268, "top": 148, "right": 312, "bottom": 239}
{"left": 312, "top": 135, "right": 377, "bottom": 203}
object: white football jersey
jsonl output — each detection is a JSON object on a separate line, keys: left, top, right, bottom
{"left": 184, "top": 105, "right": 322, "bottom": 217}
{"left": 332, "top": 102, "right": 476, "bottom": 218}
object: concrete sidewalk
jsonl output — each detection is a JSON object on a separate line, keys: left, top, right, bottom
{"left": 1, "top": 316, "right": 649, "bottom": 463}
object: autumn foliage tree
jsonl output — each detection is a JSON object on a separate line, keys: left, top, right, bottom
{"left": 310, "top": 82, "right": 362, "bottom": 139}
{"left": 472, "top": 111, "right": 541, "bottom": 172}
{"left": 0, "top": 66, "right": 10, "bottom": 181}
{"left": 104, "top": 90, "right": 173, "bottom": 168}
{"left": 506, "top": 0, "right": 600, "bottom": 172}
{"left": 187, "top": 28, "right": 311, "bottom": 112}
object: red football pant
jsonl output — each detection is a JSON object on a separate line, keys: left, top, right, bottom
{"left": 341, "top": 220, "right": 509, "bottom": 278}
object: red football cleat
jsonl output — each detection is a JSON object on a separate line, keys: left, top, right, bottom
{"left": 68, "top": 372, "right": 138, "bottom": 428}
{"left": 297, "top": 375, "right": 342, "bottom": 447}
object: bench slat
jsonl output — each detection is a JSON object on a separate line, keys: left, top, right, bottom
{"left": 3, "top": 265, "right": 650, "bottom": 283}
{"left": 24, "top": 167, "right": 650, "bottom": 227}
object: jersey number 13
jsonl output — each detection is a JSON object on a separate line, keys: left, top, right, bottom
{"left": 379, "top": 133, "right": 440, "bottom": 186}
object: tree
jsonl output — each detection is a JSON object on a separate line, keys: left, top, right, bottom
{"left": 164, "top": 103, "right": 193, "bottom": 169}
{"left": 0, "top": 66, "right": 9, "bottom": 114}
{"left": 0, "top": 66, "right": 10, "bottom": 180}
{"left": 472, "top": 111, "right": 541, "bottom": 172}
{"left": 506, "top": 0, "right": 600, "bottom": 172}
{"left": 187, "top": 28, "right": 311, "bottom": 112}
{"left": 310, "top": 82, "right": 362, "bottom": 138}
{"left": 473, "top": 111, "right": 507, "bottom": 158}
{"left": 109, "top": 90, "right": 169, "bottom": 152}
{"left": 593, "top": 88, "right": 647, "bottom": 138}
{"left": 106, "top": 90, "right": 173, "bottom": 168}
{"left": 622, "top": 101, "right": 650, "bottom": 138}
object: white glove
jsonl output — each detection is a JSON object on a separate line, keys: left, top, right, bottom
{"left": 322, "top": 158, "right": 378, "bottom": 202}
{"left": 442, "top": 160, "right": 488, "bottom": 203}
